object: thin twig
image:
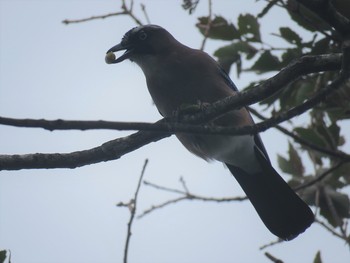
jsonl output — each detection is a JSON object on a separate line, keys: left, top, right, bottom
{"left": 137, "top": 196, "right": 188, "bottom": 219}
{"left": 249, "top": 107, "right": 348, "bottom": 160}
{"left": 138, "top": 178, "right": 246, "bottom": 218}
{"left": 122, "top": 0, "right": 143, "bottom": 26}
{"left": 143, "top": 180, "right": 187, "bottom": 195}
{"left": 259, "top": 239, "right": 283, "bottom": 250}
{"left": 264, "top": 252, "right": 284, "bottom": 263}
{"left": 293, "top": 161, "right": 347, "bottom": 191}
{"left": 179, "top": 176, "right": 190, "bottom": 193}
{"left": 200, "top": 0, "right": 212, "bottom": 50}
{"left": 62, "top": 0, "right": 143, "bottom": 26}
{"left": 321, "top": 185, "right": 347, "bottom": 237}
{"left": 140, "top": 4, "right": 151, "bottom": 24}
{"left": 62, "top": 12, "right": 126, "bottom": 24}
{"left": 123, "top": 159, "right": 149, "bottom": 263}
{"left": 315, "top": 218, "right": 349, "bottom": 242}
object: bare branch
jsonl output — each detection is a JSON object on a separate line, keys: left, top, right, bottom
{"left": 62, "top": 0, "right": 144, "bottom": 26}
{"left": 199, "top": 0, "right": 213, "bottom": 51}
{"left": 138, "top": 178, "right": 246, "bottom": 219}
{"left": 137, "top": 196, "right": 188, "bottom": 219}
{"left": 143, "top": 180, "right": 187, "bottom": 195}
{"left": 0, "top": 128, "right": 169, "bottom": 170}
{"left": 264, "top": 252, "right": 284, "bottom": 263}
{"left": 140, "top": 4, "right": 151, "bottom": 24}
{"left": 315, "top": 218, "right": 349, "bottom": 242}
{"left": 62, "top": 12, "right": 126, "bottom": 24}
{"left": 259, "top": 239, "right": 283, "bottom": 250}
{"left": 123, "top": 159, "right": 148, "bottom": 263}
{"left": 121, "top": 0, "right": 143, "bottom": 26}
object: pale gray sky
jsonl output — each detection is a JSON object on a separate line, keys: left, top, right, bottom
{"left": 0, "top": 1, "right": 349, "bottom": 263}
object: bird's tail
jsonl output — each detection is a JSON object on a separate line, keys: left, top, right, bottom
{"left": 226, "top": 157, "right": 314, "bottom": 240}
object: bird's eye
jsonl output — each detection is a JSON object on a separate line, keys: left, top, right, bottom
{"left": 138, "top": 31, "right": 147, "bottom": 40}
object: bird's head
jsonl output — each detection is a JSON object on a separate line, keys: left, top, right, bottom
{"left": 105, "top": 25, "right": 177, "bottom": 64}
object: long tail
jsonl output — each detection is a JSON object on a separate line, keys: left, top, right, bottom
{"left": 226, "top": 155, "right": 314, "bottom": 240}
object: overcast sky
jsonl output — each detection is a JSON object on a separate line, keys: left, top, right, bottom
{"left": 1, "top": 1, "right": 349, "bottom": 263}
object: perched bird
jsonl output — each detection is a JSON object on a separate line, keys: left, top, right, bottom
{"left": 106, "top": 25, "right": 314, "bottom": 240}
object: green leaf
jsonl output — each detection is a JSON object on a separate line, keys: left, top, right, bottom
{"left": 310, "top": 38, "right": 330, "bottom": 55}
{"left": 277, "top": 143, "right": 304, "bottom": 176}
{"left": 279, "top": 27, "right": 302, "bottom": 46}
{"left": 214, "top": 41, "right": 257, "bottom": 58}
{"left": 335, "top": 163, "right": 350, "bottom": 182}
{"left": 313, "top": 251, "right": 322, "bottom": 263}
{"left": 249, "top": 51, "right": 280, "bottom": 73}
{"left": 288, "top": 142, "right": 304, "bottom": 176}
{"left": 214, "top": 41, "right": 257, "bottom": 75}
{"left": 196, "top": 16, "right": 240, "bottom": 40}
{"left": 238, "top": 14, "right": 261, "bottom": 42}
{"left": 328, "top": 122, "right": 341, "bottom": 147}
{"left": 294, "top": 81, "right": 314, "bottom": 105}
{"left": 181, "top": 0, "right": 200, "bottom": 14}
{"left": 281, "top": 48, "right": 303, "bottom": 66}
{"left": 258, "top": 0, "right": 279, "bottom": 18}
{"left": 294, "top": 127, "right": 328, "bottom": 149}
{"left": 319, "top": 187, "right": 350, "bottom": 227}
{"left": 277, "top": 154, "right": 294, "bottom": 175}
{"left": 326, "top": 106, "right": 350, "bottom": 122}
{"left": 0, "top": 250, "right": 6, "bottom": 263}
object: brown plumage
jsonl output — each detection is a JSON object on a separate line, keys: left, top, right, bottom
{"left": 107, "top": 25, "right": 314, "bottom": 240}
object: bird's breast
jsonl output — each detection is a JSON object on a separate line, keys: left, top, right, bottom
{"left": 135, "top": 54, "right": 232, "bottom": 116}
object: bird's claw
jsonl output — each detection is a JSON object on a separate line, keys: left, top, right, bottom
{"left": 173, "top": 101, "right": 210, "bottom": 118}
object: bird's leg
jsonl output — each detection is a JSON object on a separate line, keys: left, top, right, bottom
{"left": 173, "top": 100, "right": 211, "bottom": 117}
{"left": 170, "top": 100, "right": 211, "bottom": 123}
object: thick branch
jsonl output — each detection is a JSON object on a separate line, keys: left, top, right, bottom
{"left": 0, "top": 53, "right": 347, "bottom": 170}
{"left": 0, "top": 130, "right": 169, "bottom": 170}
{"left": 0, "top": 53, "right": 342, "bottom": 132}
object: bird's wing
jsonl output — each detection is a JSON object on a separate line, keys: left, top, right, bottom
{"left": 218, "top": 65, "right": 271, "bottom": 163}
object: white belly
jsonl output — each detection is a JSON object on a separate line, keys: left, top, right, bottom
{"left": 177, "top": 133, "right": 262, "bottom": 174}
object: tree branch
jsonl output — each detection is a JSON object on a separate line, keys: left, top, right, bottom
{"left": 62, "top": 12, "right": 127, "bottom": 24}
{"left": 315, "top": 218, "right": 349, "bottom": 242}
{"left": 0, "top": 53, "right": 342, "bottom": 132}
{"left": 293, "top": 161, "right": 347, "bottom": 191}
{"left": 264, "top": 252, "right": 284, "bottom": 263}
{"left": 0, "top": 52, "right": 347, "bottom": 170}
{"left": 138, "top": 178, "right": 247, "bottom": 219}
{"left": 249, "top": 107, "right": 349, "bottom": 160}
{"left": 62, "top": 0, "right": 144, "bottom": 26}
{"left": 122, "top": 159, "right": 148, "bottom": 263}
{"left": 0, "top": 128, "right": 169, "bottom": 170}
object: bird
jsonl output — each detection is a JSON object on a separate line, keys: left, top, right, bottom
{"left": 106, "top": 25, "right": 314, "bottom": 240}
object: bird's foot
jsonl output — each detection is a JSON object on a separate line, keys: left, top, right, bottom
{"left": 173, "top": 101, "right": 211, "bottom": 117}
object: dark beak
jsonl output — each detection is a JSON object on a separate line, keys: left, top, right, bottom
{"left": 106, "top": 43, "right": 134, "bottom": 64}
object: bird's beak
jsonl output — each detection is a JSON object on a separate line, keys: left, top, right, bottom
{"left": 106, "top": 43, "right": 134, "bottom": 64}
